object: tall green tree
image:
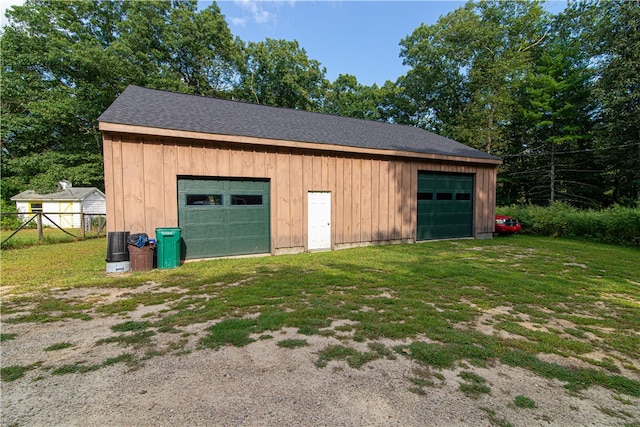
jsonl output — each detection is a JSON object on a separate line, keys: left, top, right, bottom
{"left": 321, "top": 74, "right": 391, "bottom": 121}
{"left": 0, "top": 0, "right": 241, "bottom": 198}
{"left": 583, "top": 1, "right": 640, "bottom": 206}
{"left": 399, "top": 1, "right": 549, "bottom": 155}
{"left": 503, "top": 19, "right": 596, "bottom": 206}
{"left": 1, "top": 1, "right": 124, "bottom": 196}
{"left": 235, "top": 38, "right": 327, "bottom": 111}
{"left": 114, "top": 1, "right": 242, "bottom": 96}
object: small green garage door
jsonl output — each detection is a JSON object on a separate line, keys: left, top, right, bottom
{"left": 178, "top": 178, "right": 270, "bottom": 259}
{"left": 417, "top": 172, "right": 474, "bottom": 240}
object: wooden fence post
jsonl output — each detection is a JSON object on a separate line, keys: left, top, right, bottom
{"left": 37, "top": 213, "right": 43, "bottom": 243}
{"left": 81, "top": 213, "right": 86, "bottom": 239}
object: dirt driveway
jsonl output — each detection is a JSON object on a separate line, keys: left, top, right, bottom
{"left": 2, "top": 282, "right": 639, "bottom": 426}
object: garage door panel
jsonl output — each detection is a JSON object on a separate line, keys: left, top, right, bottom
{"left": 229, "top": 181, "right": 268, "bottom": 191}
{"left": 184, "top": 209, "right": 225, "bottom": 224}
{"left": 231, "top": 222, "right": 268, "bottom": 237}
{"left": 228, "top": 208, "right": 267, "bottom": 222}
{"left": 178, "top": 178, "right": 270, "bottom": 259}
{"left": 182, "top": 223, "right": 226, "bottom": 238}
{"left": 188, "top": 241, "right": 227, "bottom": 259}
{"left": 229, "top": 237, "right": 269, "bottom": 254}
{"left": 417, "top": 172, "right": 473, "bottom": 240}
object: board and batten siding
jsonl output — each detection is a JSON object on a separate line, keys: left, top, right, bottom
{"left": 103, "top": 132, "right": 497, "bottom": 254}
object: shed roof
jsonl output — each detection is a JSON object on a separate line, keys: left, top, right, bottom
{"left": 11, "top": 187, "right": 105, "bottom": 202}
{"left": 99, "top": 85, "right": 499, "bottom": 162}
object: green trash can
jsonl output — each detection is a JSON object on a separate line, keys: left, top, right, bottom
{"left": 156, "top": 227, "right": 181, "bottom": 269}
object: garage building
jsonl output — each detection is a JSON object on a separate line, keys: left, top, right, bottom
{"left": 99, "top": 85, "right": 501, "bottom": 260}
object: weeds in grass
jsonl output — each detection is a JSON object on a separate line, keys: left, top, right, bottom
{"left": 409, "top": 376, "right": 437, "bottom": 388}
{"left": 96, "top": 300, "right": 139, "bottom": 314}
{"left": 102, "top": 353, "right": 138, "bottom": 368}
{"left": 586, "top": 357, "right": 621, "bottom": 374}
{"left": 612, "top": 393, "right": 634, "bottom": 405}
{"left": 408, "top": 386, "right": 427, "bottom": 395}
{"left": 495, "top": 321, "right": 594, "bottom": 355}
{"left": 199, "top": 310, "right": 292, "bottom": 349}
{"left": 597, "top": 406, "right": 627, "bottom": 419}
{"left": 200, "top": 318, "right": 256, "bottom": 349}
{"left": 157, "top": 325, "right": 182, "bottom": 334}
{"left": 315, "top": 344, "right": 389, "bottom": 369}
{"left": 5, "top": 298, "right": 92, "bottom": 323}
{"left": 51, "top": 362, "right": 101, "bottom": 376}
{"left": 407, "top": 366, "right": 446, "bottom": 393}
{"left": 277, "top": 339, "right": 308, "bottom": 349}
{"left": 480, "top": 407, "right": 513, "bottom": 427}
{"left": 143, "top": 349, "right": 167, "bottom": 359}
{"left": 1, "top": 362, "right": 43, "bottom": 381}
{"left": 111, "top": 321, "right": 150, "bottom": 332}
{"left": 396, "top": 342, "right": 455, "bottom": 369}
{"left": 44, "top": 342, "right": 74, "bottom": 351}
{"left": 1, "top": 365, "right": 28, "bottom": 382}
{"left": 459, "top": 371, "right": 491, "bottom": 398}
{"left": 170, "top": 339, "right": 189, "bottom": 350}
{"left": 501, "top": 350, "right": 640, "bottom": 397}
{"left": 255, "top": 310, "right": 287, "bottom": 332}
{"left": 315, "top": 345, "right": 360, "bottom": 368}
{"left": 514, "top": 395, "right": 536, "bottom": 408}
{"left": 96, "top": 331, "right": 156, "bottom": 348}
{"left": 0, "top": 333, "right": 17, "bottom": 341}
{"left": 96, "top": 292, "right": 182, "bottom": 315}
{"left": 564, "top": 327, "right": 588, "bottom": 339}
{"left": 295, "top": 318, "right": 331, "bottom": 336}
{"left": 368, "top": 342, "right": 396, "bottom": 360}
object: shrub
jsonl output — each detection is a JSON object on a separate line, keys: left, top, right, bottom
{"left": 1, "top": 199, "right": 22, "bottom": 230}
{"left": 498, "top": 203, "right": 640, "bottom": 247}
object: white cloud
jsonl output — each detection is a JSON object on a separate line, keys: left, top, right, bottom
{"left": 232, "top": 0, "right": 276, "bottom": 25}
{"left": 230, "top": 16, "right": 248, "bottom": 26}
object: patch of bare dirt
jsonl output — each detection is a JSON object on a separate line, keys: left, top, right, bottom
{"left": 2, "top": 287, "right": 640, "bottom": 426}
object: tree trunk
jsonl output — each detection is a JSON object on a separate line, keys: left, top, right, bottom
{"left": 550, "top": 143, "right": 556, "bottom": 204}
{"left": 486, "top": 104, "right": 494, "bottom": 154}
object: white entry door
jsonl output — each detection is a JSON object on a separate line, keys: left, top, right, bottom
{"left": 308, "top": 192, "right": 331, "bottom": 251}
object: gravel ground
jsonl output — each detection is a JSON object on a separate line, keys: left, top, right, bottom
{"left": 2, "top": 286, "right": 639, "bottom": 427}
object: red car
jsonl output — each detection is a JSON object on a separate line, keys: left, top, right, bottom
{"left": 495, "top": 215, "right": 522, "bottom": 235}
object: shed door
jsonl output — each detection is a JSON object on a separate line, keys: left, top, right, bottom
{"left": 178, "top": 178, "right": 270, "bottom": 259}
{"left": 59, "top": 202, "right": 74, "bottom": 228}
{"left": 308, "top": 192, "right": 331, "bottom": 251}
{"left": 417, "top": 172, "right": 474, "bottom": 240}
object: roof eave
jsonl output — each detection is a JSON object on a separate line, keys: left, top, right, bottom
{"left": 99, "top": 122, "right": 503, "bottom": 166}
{"left": 10, "top": 188, "right": 105, "bottom": 202}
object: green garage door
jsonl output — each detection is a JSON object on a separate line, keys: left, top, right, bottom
{"left": 178, "top": 178, "right": 270, "bottom": 259}
{"left": 417, "top": 172, "right": 474, "bottom": 240}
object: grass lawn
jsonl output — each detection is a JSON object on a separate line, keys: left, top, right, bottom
{"left": 1, "top": 235, "right": 639, "bottom": 397}
{"left": 1, "top": 227, "right": 104, "bottom": 250}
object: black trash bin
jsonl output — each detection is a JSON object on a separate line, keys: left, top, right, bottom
{"left": 106, "top": 231, "right": 130, "bottom": 262}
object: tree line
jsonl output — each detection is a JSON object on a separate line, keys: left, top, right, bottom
{"left": 1, "top": 0, "right": 638, "bottom": 208}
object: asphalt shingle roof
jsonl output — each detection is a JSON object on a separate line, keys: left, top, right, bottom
{"left": 99, "top": 85, "right": 499, "bottom": 161}
{"left": 11, "top": 187, "right": 105, "bottom": 201}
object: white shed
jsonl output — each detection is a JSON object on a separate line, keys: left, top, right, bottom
{"left": 11, "top": 187, "right": 106, "bottom": 229}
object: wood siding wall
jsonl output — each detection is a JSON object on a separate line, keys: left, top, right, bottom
{"left": 103, "top": 132, "right": 497, "bottom": 253}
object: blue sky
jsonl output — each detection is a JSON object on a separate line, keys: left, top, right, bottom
{"left": 212, "top": 1, "right": 467, "bottom": 86}
{"left": 212, "top": 1, "right": 568, "bottom": 87}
